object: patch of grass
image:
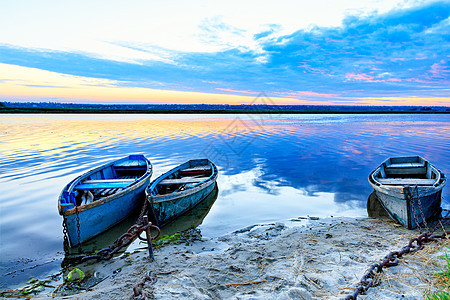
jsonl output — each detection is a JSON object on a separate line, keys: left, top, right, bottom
{"left": 154, "top": 233, "right": 181, "bottom": 247}
{"left": 427, "top": 249, "right": 450, "bottom": 300}
{"left": 0, "top": 278, "right": 54, "bottom": 297}
{"left": 153, "top": 227, "right": 203, "bottom": 247}
{"left": 427, "top": 291, "right": 450, "bottom": 300}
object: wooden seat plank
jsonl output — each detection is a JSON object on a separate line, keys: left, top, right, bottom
{"left": 377, "top": 178, "right": 437, "bottom": 185}
{"left": 182, "top": 165, "right": 211, "bottom": 172}
{"left": 387, "top": 163, "right": 424, "bottom": 168}
{"left": 159, "top": 177, "right": 210, "bottom": 185}
{"left": 114, "top": 159, "right": 146, "bottom": 167}
{"left": 74, "top": 179, "right": 136, "bottom": 190}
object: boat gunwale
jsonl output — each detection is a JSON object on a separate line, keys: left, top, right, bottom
{"left": 150, "top": 178, "right": 216, "bottom": 204}
{"left": 58, "top": 155, "right": 152, "bottom": 216}
{"left": 146, "top": 159, "right": 218, "bottom": 204}
{"left": 369, "top": 156, "right": 446, "bottom": 189}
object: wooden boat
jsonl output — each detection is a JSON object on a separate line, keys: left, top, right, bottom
{"left": 58, "top": 154, "right": 152, "bottom": 247}
{"left": 146, "top": 159, "right": 218, "bottom": 227}
{"left": 368, "top": 156, "right": 446, "bottom": 229}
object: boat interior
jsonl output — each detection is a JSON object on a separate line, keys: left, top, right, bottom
{"left": 155, "top": 163, "right": 213, "bottom": 195}
{"left": 73, "top": 158, "right": 148, "bottom": 203}
{"left": 372, "top": 156, "right": 441, "bottom": 186}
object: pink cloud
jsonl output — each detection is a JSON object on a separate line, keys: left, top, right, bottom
{"left": 429, "top": 61, "right": 449, "bottom": 78}
{"left": 346, "top": 73, "right": 410, "bottom": 83}
{"left": 345, "top": 73, "right": 382, "bottom": 82}
{"left": 390, "top": 57, "right": 406, "bottom": 62}
{"left": 298, "top": 63, "right": 328, "bottom": 74}
{"left": 216, "top": 88, "right": 259, "bottom": 95}
{"left": 405, "top": 78, "right": 430, "bottom": 83}
{"left": 276, "top": 90, "right": 338, "bottom": 98}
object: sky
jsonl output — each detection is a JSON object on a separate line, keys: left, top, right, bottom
{"left": 0, "top": 0, "right": 449, "bottom": 106}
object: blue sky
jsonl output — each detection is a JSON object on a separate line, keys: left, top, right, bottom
{"left": 0, "top": 0, "right": 449, "bottom": 105}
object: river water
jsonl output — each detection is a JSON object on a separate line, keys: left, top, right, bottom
{"left": 0, "top": 113, "right": 449, "bottom": 289}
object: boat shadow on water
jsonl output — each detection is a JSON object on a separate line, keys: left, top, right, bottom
{"left": 62, "top": 183, "right": 219, "bottom": 267}
{"left": 157, "top": 183, "right": 219, "bottom": 237}
{"left": 367, "top": 192, "right": 394, "bottom": 221}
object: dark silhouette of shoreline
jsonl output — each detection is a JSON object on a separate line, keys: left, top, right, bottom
{"left": 1, "top": 102, "right": 448, "bottom": 114}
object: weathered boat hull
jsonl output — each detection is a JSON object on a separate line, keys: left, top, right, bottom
{"left": 147, "top": 159, "right": 218, "bottom": 227}
{"left": 150, "top": 181, "right": 216, "bottom": 227}
{"left": 371, "top": 185, "right": 442, "bottom": 229}
{"left": 64, "top": 183, "right": 148, "bottom": 247}
{"left": 58, "top": 155, "right": 152, "bottom": 247}
{"left": 369, "top": 156, "right": 446, "bottom": 229}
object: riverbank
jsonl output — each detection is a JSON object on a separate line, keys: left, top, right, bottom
{"left": 40, "top": 217, "right": 449, "bottom": 299}
{"left": 2, "top": 102, "right": 449, "bottom": 114}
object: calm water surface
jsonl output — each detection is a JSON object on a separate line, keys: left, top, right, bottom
{"left": 0, "top": 113, "right": 449, "bottom": 289}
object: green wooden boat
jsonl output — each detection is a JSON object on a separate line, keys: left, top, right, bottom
{"left": 146, "top": 159, "right": 218, "bottom": 227}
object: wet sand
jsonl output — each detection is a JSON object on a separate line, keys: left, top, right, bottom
{"left": 40, "top": 216, "right": 449, "bottom": 299}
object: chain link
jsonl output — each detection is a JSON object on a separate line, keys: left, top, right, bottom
{"left": 345, "top": 192, "right": 448, "bottom": 299}
{"left": 133, "top": 271, "right": 157, "bottom": 300}
{"left": 63, "top": 196, "right": 159, "bottom": 262}
{"left": 75, "top": 205, "right": 82, "bottom": 252}
{"left": 137, "top": 198, "right": 148, "bottom": 225}
{"left": 409, "top": 192, "right": 423, "bottom": 232}
{"left": 344, "top": 231, "right": 449, "bottom": 299}
{"left": 407, "top": 186, "right": 425, "bottom": 232}
{"left": 413, "top": 185, "right": 429, "bottom": 231}
{"left": 62, "top": 217, "right": 70, "bottom": 252}
{"left": 78, "top": 216, "right": 160, "bottom": 262}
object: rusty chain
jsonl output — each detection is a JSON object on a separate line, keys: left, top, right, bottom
{"left": 344, "top": 231, "right": 450, "bottom": 299}
{"left": 137, "top": 197, "right": 148, "bottom": 224}
{"left": 80, "top": 218, "right": 160, "bottom": 262}
{"left": 75, "top": 205, "right": 82, "bottom": 252}
{"left": 344, "top": 191, "right": 449, "bottom": 299}
{"left": 408, "top": 186, "right": 425, "bottom": 233}
{"left": 414, "top": 186, "right": 429, "bottom": 230}
{"left": 62, "top": 217, "right": 70, "bottom": 252}
{"left": 133, "top": 271, "right": 157, "bottom": 300}
{"left": 64, "top": 196, "right": 160, "bottom": 263}
{"left": 408, "top": 185, "right": 430, "bottom": 233}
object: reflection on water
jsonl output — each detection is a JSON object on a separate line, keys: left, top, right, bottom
{"left": 0, "top": 113, "right": 449, "bottom": 289}
{"left": 159, "top": 184, "right": 219, "bottom": 237}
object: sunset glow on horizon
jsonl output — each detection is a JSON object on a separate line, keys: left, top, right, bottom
{"left": 0, "top": 0, "right": 449, "bottom": 106}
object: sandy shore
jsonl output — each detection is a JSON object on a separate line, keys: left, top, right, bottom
{"left": 34, "top": 216, "right": 450, "bottom": 300}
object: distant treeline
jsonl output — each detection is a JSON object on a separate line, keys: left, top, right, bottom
{"left": 1, "top": 102, "right": 449, "bottom": 114}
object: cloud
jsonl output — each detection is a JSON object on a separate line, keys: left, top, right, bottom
{"left": 259, "top": 0, "right": 450, "bottom": 95}
{"left": 216, "top": 88, "right": 259, "bottom": 95}
{"left": 0, "top": 1, "right": 449, "bottom": 105}
{"left": 275, "top": 91, "right": 338, "bottom": 98}
{"left": 429, "top": 60, "right": 449, "bottom": 80}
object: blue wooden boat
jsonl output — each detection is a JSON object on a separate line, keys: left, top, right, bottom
{"left": 58, "top": 154, "right": 152, "bottom": 247}
{"left": 369, "top": 156, "right": 446, "bottom": 229}
{"left": 146, "top": 159, "right": 218, "bottom": 227}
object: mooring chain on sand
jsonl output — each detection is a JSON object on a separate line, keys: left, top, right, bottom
{"left": 344, "top": 231, "right": 450, "bottom": 299}
{"left": 133, "top": 271, "right": 157, "bottom": 300}
{"left": 78, "top": 216, "right": 160, "bottom": 262}
{"left": 344, "top": 191, "right": 450, "bottom": 299}
{"left": 67, "top": 199, "right": 160, "bottom": 262}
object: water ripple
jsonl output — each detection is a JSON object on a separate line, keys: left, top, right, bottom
{"left": 0, "top": 113, "right": 449, "bottom": 289}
